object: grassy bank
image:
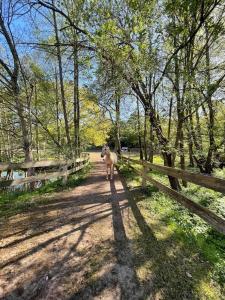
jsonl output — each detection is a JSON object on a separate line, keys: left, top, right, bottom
{"left": 118, "top": 161, "right": 225, "bottom": 299}
{"left": 0, "top": 164, "right": 91, "bottom": 219}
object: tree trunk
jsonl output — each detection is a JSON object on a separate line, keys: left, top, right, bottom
{"left": 115, "top": 95, "right": 121, "bottom": 154}
{"left": 179, "top": 129, "right": 187, "bottom": 187}
{"left": 52, "top": 4, "right": 71, "bottom": 147}
{"left": 188, "top": 137, "right": 194, "bottom": 167}
{"left": 0, "top": 111, "right": 9, "bottom": 161}
{"left": 173, "top": 33, "right": 186, "bottom": 187}
{"left": 149, "top": 122, "right": 154, "bottom": 163}
{"left": 205, "top": 23, "right": 215, "bottom": 174}
{"left": 55, "top": 69, "right": 61, "bottom": 146}
{"left": 148, "top": 103, "right": 181, "bottom": 190}
{"left": 162, "top": 151, "right": 181, "bottom": 190}
{"left": 168, "top": 97, "right": 173, "bottom": 140}
{"left": 73, "top": 37, "right": 80, "bottom": 157}
{"left": 131, "top": 74, "right": 180, "bottom": 190}
{"left": 195, "top": 106, "right": 203, "bottom": 151}
{"left": 188, "top": 109, "right": 206, "bottom": 173}
{"left": 34, "top": 83, "right": 40, "bottom": 161}
{"left": 14, "top": 83, "right": 32, "bottom": 162}
{"left": 143, "top": 109, "right": 148, "bottom": 160}
{"left": 137, "top": 98, "right": 143, "bottom": 160}
{"left": 73, "top": 43, "right": 79, "bottom": 156}
{"left": 0, "top": 14, "right": 32, "bottom": 162}
{"left": 185, "top": 121, "right": 195, "bottom": 167}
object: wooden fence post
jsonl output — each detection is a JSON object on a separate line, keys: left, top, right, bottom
{"left": 62, "top": 163, "right": 68, "bottom": 185}
{"left": 127, "top": 155, "right": 130, "bottom": 168}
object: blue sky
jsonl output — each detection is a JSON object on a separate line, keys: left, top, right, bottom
{"left": 0, "top": 1, "right": 137, "bottom": 120}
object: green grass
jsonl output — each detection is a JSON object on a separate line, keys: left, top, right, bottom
{"left": 214, "top": 168, "right": 225, "bottom": 179}
{"left": 0, "top": 164, "right": 91, "bottom": 219}
{"left": 124, "top": 154, "right": 164, "bottom": 164}
{"left": 118, "top": 161, "right": 225, "bottom": 298}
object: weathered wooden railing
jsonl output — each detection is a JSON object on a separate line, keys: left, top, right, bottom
{"left": 120, "top": 155, "right": 225, "bottom": 235}
{"left": 0, "top": 153, "right": 90, "bottom": 189}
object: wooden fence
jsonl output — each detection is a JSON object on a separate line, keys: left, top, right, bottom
{"left": 120, "top": 155, "right": 225, "bottom": 235}
{"left": 0, "top": 153, "right": 90, "bottom": 189}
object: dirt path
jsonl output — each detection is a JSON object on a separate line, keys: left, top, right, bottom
{"left": 0, "top": 153, "right": 143, "bottom": 300}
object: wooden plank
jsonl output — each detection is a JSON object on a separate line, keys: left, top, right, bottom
{"left": 0, "top": 170, "right": 67, "bottom": 187}
{"left": 68, "top": 161, "right": 89, "bottom": 175}
{"left": 0, "top": 157, "right": 88, "bottom": 171}
{"left": 121, "top": 156, "right": 225, "bottom": 194}
{"left": 123, "top": 162, "right": 225, "bottom": 235}
{"left": 0, "top": 159, "right": 90, "bottom": 188}
{"left": 0, "top": 160, "right": 65, "bottom": 171}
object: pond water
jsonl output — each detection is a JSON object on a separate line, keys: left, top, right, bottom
{"left": 1, "top": 170, "right": 49, "bottom": 192}
{"left": 1, "top": 171, "right": 27, "bottom": 192}
{"left": 2, "top": 170, "right": 24, "bottom": 179}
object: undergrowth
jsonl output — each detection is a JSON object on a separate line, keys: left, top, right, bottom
{"left": 118, "top": 161, "right": 225, "bottom": 298}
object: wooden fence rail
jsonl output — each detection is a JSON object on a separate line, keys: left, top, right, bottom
{"left": 121, "top": 156, "right": 225, "bottom": 194}
{"left": 0, "top": 153, "right": 90, "bottom": 189}
{"left": 120, "top": 155, "right": 225, "bottom": 235}
{"left": 0, "top": 152, "right": 89, "bottom": 172}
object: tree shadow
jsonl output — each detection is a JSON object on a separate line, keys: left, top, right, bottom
{"left": 1, "top": 166, "right": 133, "bottom": 299}
{"left": 1, "top": 165, "right": 215, "bottom": 300}
{"left": 119, "top": 173, "right": 217, "bottom": 300}
{"left": 67, "top": 179, "right": 143, "bottom": 300}
{"left": 0, "top": 188, "right": 128, "bottom": 247}
{"left": 0, "top": 203, "right": 123, "bottom": 250}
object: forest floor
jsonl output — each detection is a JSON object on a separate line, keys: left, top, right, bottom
{"left": 0, "top": 153, "right": 224, "bottom": 299}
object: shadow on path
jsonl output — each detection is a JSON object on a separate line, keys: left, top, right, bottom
{"left": 68, "top": 179, "right": 143, "bottom": 300}
{"left": 0, "top": 157, "right": 213, "bottom": 300}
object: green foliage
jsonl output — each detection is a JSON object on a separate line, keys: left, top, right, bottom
{"left": 80, "top": 89, "right": 112, "bottom": 146}
{"left": 107, "top": 111, "right": 147, "bottom": 148}
{"left": 118, "top": 161, "right": 225, "bottom": 291}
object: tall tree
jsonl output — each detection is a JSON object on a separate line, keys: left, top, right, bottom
{"left": 0, "top": 9, "right": 32, "bottom": 162}
{"left": 52, "top": 1, "right": 71, "bottom": 146}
